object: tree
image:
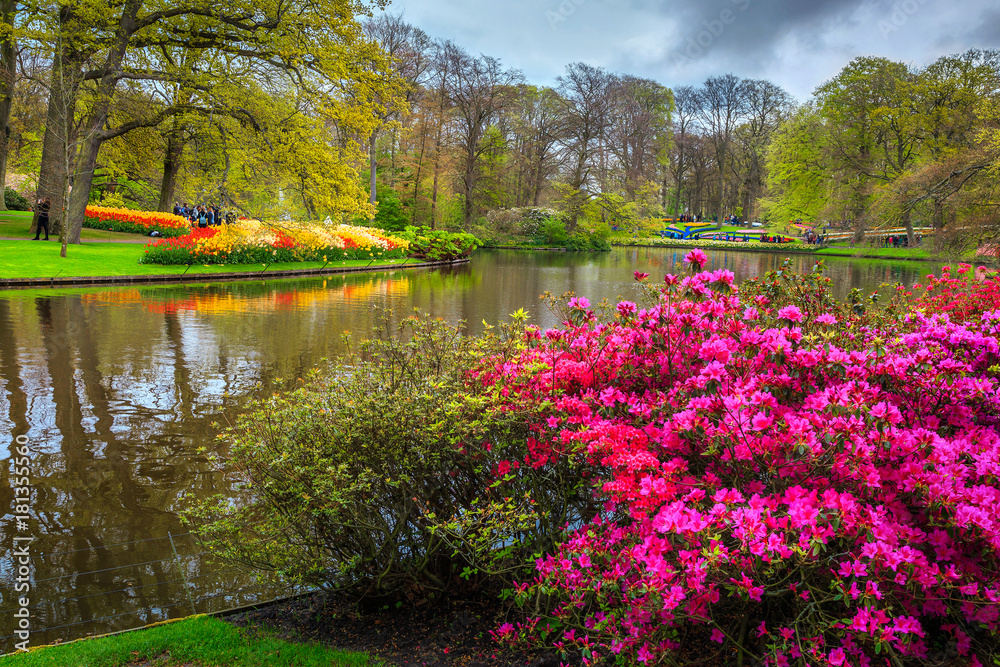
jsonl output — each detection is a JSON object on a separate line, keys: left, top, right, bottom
{"left": 665, "top": 85, "right": 699, "bottom": 215}
{"left": 361, "top": 13, "right": 430, "bottom": 207}
{"left": 606, "top": 75, "right": 673, "bottom": 202}
{"left": 732, "top": 79, "right": 792, "bottom": 220}
{"left": 0, "top": 0, "right": 16, "bottom": 212}
{"left": 814, "top": 57, "right": 915, "bottom": 238}
{"left": 27, "top": 0, "right": 396, "bottom": 244}
{"left": 698, "top": 74, "right": 748, "bottom": 220}
{"left": 555, "top": 62, "right": 614, "bottom": 231}
{"left": 507, "top": 85, "right": 564, "bottom": 207}
{"left": 761, "top": 102, "right": 831, "bottom": 223}
{"left": 440, "top": 41, "right": 521, "bottom": 226}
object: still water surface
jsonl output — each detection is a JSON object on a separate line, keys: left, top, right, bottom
{"left": 0, "top": 247, "right": 945, "bottom": 650}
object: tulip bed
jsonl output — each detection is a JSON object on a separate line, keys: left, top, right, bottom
{"left": 480, "top": 255, "right": 1000, "bottom": 666}
{"left": 139, "top": 220, "right": 408, "bottom": 265}
{"left": 84, "top": 205, "right": 190, "bottom": 237}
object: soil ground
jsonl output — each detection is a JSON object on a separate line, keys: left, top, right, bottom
{"left": 226, "top": 591, "right": 565, "bottom": 667}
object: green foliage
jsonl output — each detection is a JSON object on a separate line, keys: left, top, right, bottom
{"left": 373, "top": 187, "right": 409, "bottom": 232}
{"left": 187, "top": 313, "right": 594, "bottom": 597}
{"left": 4, "top": 187, "right": 31, "bottom": 212}
{"left": 536, "top": 216, "right": 569, "bottom": 246}
{"left": 565, "top": 224, "right": 612, "bottom": 252}
{"left": 398, "top": 226, "right": 480, "bottom": 261}
{"left": 761, "top": 103, "right": 831, "bottom": 223}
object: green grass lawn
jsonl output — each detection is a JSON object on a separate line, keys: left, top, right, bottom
{"left": 0, "top": 239, "right": 419, "bottom": 280}
{"left": 0, "top": 615, "right": 371, "bottom": 666}
{"left": 815, "top": 246, "right": 932, "bottom": 260}
{"left": 0, "top": 211, "right": 151, "bottom": 243}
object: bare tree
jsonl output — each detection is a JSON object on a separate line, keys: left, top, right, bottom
{"left": 362, "top": 13, "right": 432, "bottom": 206}
{"left": 508, "top": 85, "right": 564, "bottom": 207}
{"left": 733, "top": 79, "right": 792, "bottom": 219}
{"left": 698, "top": 74, "right": 749, "bottom": 220}
{"left": 441, "top": 41, "right": 522, "bottom": 225}
{"left": 606, "top": 75, "right": 672, "bottom": 201}
{"left": 556, "top": 62, "right": 614, "bottom": 231}
{"left": 667, "top": 85, "right": 700, "bottom": 216}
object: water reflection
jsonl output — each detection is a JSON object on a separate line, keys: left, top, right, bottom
{"left": 0, "top": 249, "right": 944, "bottom": 650}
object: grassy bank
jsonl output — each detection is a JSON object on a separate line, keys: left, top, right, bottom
{"left": 0, "top": 615, "right": 371, "bottom": 666}
{"left": 813, "top": 245, "right": 932, "bottom": 259}
{"left": 0, "top": 239, "right": 419, "bottom": 280}
{"left": 0, "top": 211, "right": 151, "bottom": 243}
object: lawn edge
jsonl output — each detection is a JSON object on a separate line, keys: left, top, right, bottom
{"left": 0, "top": 257, "right": 470, "bottom": 290}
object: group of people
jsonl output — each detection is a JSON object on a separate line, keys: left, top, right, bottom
{"left": 881, "top": 234, "right": 914, "bottom": 248}
{"left": 172, "top": 203, "right": 234, "bottom": 228}
{"left": 760, "top": 235, "right": 792, "bottom": 244}
{"left": 803, "top": 231, "right": 826, "bottom": 245}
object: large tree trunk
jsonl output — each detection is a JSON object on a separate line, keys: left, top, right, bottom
{"left": 157, "top": 130, "right": 184, "bottom": 212}
{"left": 36, "top": 49, "right": 82, "bottom": 237}
{"left": 0, "top": 0, "right": 16, "bottom": 213}
{"left": 66, "top": 123, "right": 106, "bottom": 244}
{"left": 368, "top": 131, "right": 377, "bottom": 206}
{"left": 901, "top": 206, "right": 914, "bottom": 248}
{"left": 65, "top": 0, "right": 140, "bottom": 244}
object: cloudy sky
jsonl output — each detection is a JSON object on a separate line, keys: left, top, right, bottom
{"left": 384, "top": 0, "right": 1000, "bottom": 101}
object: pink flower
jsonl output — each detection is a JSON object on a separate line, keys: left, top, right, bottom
{"left": 567, "top": 297, "right": 590, "bottom": 310}
{"left": 777, "top": 305, "right": 803, "bottom": 323}
{"left": 828, "top": 648, "right": 847, "bottom": 666}
{"left": 751, "top": 413, "right": 773, "bottom": 431}
{"left": 634, "top": 271, "right": 649, "bottom": 281}
{"left": 637, "top": 643, "right": 654, "bottom": 663}
{"left": 816, "top": 313, "right": 838, "bottom": 325}
{"left": 710, "top": 629, "right": 725, "bottom": 644}
{"left": 617, "top": 301, "right": 638, "bottom": 317}
{"left": 683, "top": 248, "right": 709, "bottom": 270}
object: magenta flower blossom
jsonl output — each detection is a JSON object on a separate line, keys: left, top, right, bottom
{"left": 475, "top": 261, "right": 1000, "bottom": 666}
{"left": 777, "top": 304, "right": 803, "bottom": 322}
{"left": 634, "top": 271, "right": 649, "bottom": 282}
{"left": 616, "top": 301, "right": 638, "bottom": 317}
{"left": 683, "top": 248, "right": 708, "bottom": 270}
{"left": 567, "top": 296, "right": 590, "bottom": 310}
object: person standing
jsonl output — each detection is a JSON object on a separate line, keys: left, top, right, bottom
{"left": 33, "top": 197, "right": 51, "bottom": 240}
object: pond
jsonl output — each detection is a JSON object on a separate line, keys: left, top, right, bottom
{"left": 0, "top": 247, "right": 945, "bottom": 651}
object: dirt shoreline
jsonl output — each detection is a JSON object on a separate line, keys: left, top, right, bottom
{"left": 224, "top": 590, "right": 563, "bottom": 667}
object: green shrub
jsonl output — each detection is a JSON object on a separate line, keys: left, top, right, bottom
{"left": 565, "top": 225, "right": 612, "bottom": 252}
{"left": 4, "top": 187, "right": 31, "bottom": 211}
{"left": 187, "top": 314, "right": 595, "bottom": 598}
{"left": 536, "top": 216, "right": 569, "bottom": 247}
{"left": 398, "top": 226, "right": 480, "bottom": 261}
{"left": 373, "top": 188, "right": 409, "bottom": 232}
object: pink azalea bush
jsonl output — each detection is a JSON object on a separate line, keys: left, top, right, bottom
{"left": 480, "top": 254, "right": 1000, "bottom": 666}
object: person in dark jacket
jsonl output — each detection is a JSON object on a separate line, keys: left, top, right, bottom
{"left": 33, "top": 197, "right": 51, "bottom": 240}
